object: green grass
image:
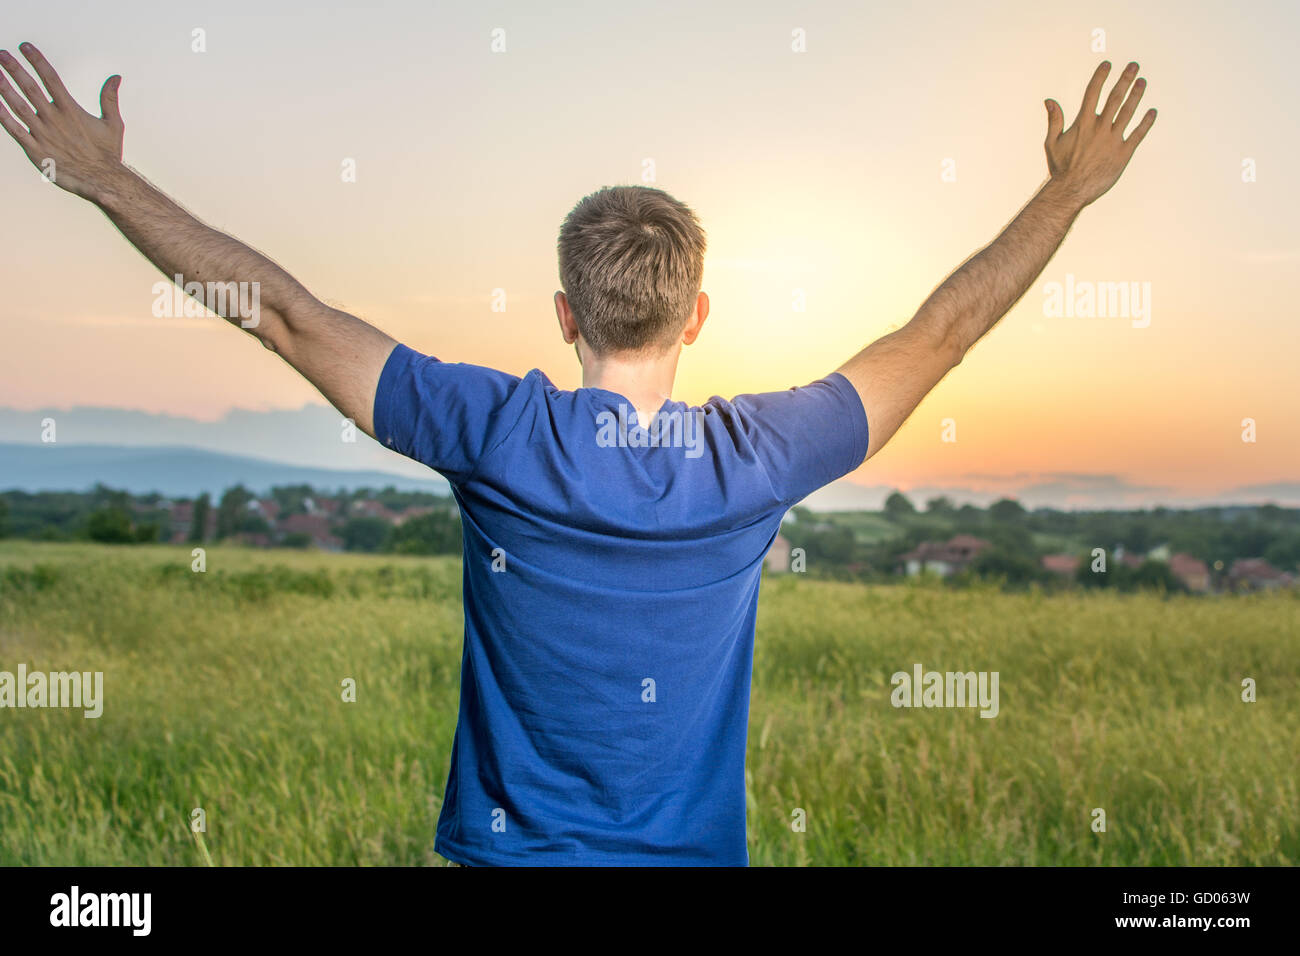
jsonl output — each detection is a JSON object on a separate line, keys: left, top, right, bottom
{"left": 1, "top": 541, "right": 1296, "bottom": 865}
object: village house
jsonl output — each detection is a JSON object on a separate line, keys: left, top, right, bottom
{"left": 166, "top": 499, "right": 216, "bottom": 543}
{"left": 302, "top": 496, "right": 342, "bottom": 517}
{"left": 1228, "top": 558, "right": 1293, "bottom": 592}
{"left": 246, "top": 498, "right": 280, "bottom": 523}
{"left": 278, "top": 513, "right": 343, "bottom": 551}
{"left": 1167, "top": 553, "right": 1211, "bottom": 593}
{"left": 764, "top": 533, "right": 793, "bottom": 574}
{"left": 1040, "top": 553, "right": 1080, "bottom": 576}
{"left": 349, "top": 498, "right": 398, "bottom": 522}
{"left": 899, "top": 535, "right": 990, "bottom": 577}
{"left": 1112, "top": 544, "right": 1145, "bottom": 569}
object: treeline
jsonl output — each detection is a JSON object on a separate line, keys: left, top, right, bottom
{"left": 0, "top": 486, "right": 166, "bottom": 541}
{"left": 337, "top": 510, "right": 462, "bottom": 556}
{"left": 0, "top": 484, "right": 463, "bottom": 556}
{"left": 5, "top": 485, "right": 1300, "bottom": 582}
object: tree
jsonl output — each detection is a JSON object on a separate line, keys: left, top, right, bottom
{"left": 954, "top": 503, "right": 984, "bottom": 532}
{"left": 188, "top": 493, "right": 211, "bottom": 543}
{"left": 801, "top": 524, "right": 857, "bottom": 566}
{"left": 1264, "top": 537, "right": 1300, "bottom": 574}
{"left": 215, "top": 485, "right": 254, "bottom": 540}
{"left": 270, "top": 484, "right": 314, "bottom": 516}
{"left": 884, "top": 491, "right": 916, "bottom": 519}
{"left": 985, "top": 523, "right": 1034, "bottom": 554}
{"left": 342, "top": 516, "right": 390, "bottom": 553}
{"left": 1075, "top": 552, "right": 1114, "bottom": 589}
{"left": 386, "top": 510, "right": 463, "bottom": 555}
{"left": 86, "top": 506, "right": 134, "bottom": 544}
{"left": 1124, "top": 560, "right": 1185, "bottom": 593}
{"left": 925, "top": 496, "right": 955, "bottom": 516}
{"left": 989, "top": 498, "right": 1026, "bottom": 523}
{"left": 968, "top": 548, "right": 1042, "bottom": 588}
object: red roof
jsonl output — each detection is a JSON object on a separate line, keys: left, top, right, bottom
{"left": 1229, "top": 558, "right": 1284, "bottom": 581}
{"left": 1169, "top": 553, "right": 1208, "bottom": 576}
{"left": 900, "top": 535, "right": 990, "bottom": 565}
{"left": 1040, "top": 553, "right": 1079, "bottom": 574}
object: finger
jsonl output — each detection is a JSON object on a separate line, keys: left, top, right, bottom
{"left": 0, "top": 48, "right": 51, "bottom": 113}
{"left": 1100, "top": 61, "right": 1139, "bottom": 123}
{"left": 99, "top": 75, "right": 123, "bottom": 131}
{"left": 0, "top": 61, "right": 39, "bottom": 128}
{"left": 1076, "top": 60, "right": 1111, "bottom": 123}
{"left": 18, "top": 42, "right": 75, "bottom": 109}
{"left": 1123, "top": 108, "right": 1157, "bottom": 153}
{"left": 1113, "top": 76, "right": 1146, "bottom": 133}
{"left": 0, "top": 97, "right": 37, "bottom": 151}
{"left": 1044, "top": 98, "right": 1064, "bottom": 141}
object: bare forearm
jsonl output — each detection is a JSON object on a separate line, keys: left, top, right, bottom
{"left": 95, "top": 164, "right": 310, "bottom": 344}
{"left": 1, "top": 43, "right": 399, "bottom": 435}
{"left": 93, "top": 164, "right": 395, "bottom": 431}
{"left": 917, "top": 178, "right": 1083, "bottom": 358}
{"left": 836, "top": 61, "right": 1155, "bottom": 462}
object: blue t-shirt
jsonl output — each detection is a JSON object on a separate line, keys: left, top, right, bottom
{"left": 373, "top": 344, "right": 869, "bottom": 865}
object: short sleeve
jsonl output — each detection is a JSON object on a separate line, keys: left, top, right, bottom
{"left": 372, "top": 344, "right": 525, "bottom": 486}
{"left": 725, "top": 371, "right": 869, "bottom": 506}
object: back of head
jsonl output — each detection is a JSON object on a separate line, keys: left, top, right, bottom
{"left": 557, "top": 185, "right": 706, "bottom": 355}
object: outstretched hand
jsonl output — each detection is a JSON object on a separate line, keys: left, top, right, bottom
{"left": 0, "top": 42, "right": 124, "bottom": 201}
{"left": 1044, "top": 60, "right": 1156, "bottom": 208}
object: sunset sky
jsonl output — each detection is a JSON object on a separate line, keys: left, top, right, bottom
{"left": 2, "top": 0, "right": 1297, "bottom": 506}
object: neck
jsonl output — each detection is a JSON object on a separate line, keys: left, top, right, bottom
{"left": 580, "top": 346, "right": 681, "bottom": 419}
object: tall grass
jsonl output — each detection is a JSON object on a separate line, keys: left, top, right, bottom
{"left": 1, "top": 542, "right": 1295, "bottom": 865}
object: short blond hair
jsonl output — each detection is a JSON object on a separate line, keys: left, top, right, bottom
{"left": 557, "top": 185, "right": 706, "bottom": 354}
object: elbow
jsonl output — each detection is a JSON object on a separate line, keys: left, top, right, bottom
{"left": 928, "top": 318, "right": 966, "bottom": 370}
{"left": 910, "top": 311, "right": 966, "bottom": 370}
{"left": 945, "top": 330, "right": 967, "bottom": 369}
{"left": 239, "top": 304, "right": 294, "bottom": 357}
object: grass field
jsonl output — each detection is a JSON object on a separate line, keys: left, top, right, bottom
{"left": 1, "top": 541, "right": 1296, "bottom": 866}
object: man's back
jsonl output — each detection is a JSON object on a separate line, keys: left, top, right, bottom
{"left": 373, "top": 344, "right": 869, "bottom": 864}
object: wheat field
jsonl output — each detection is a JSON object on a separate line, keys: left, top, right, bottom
{"left": 0, "top": 541, "right": 1296, "bottom": 865}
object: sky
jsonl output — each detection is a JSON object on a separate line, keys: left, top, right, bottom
{"left": 1, "top": 0, "right": 1298, "bottom": 507}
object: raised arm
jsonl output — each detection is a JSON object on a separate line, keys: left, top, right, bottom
{"left": 838, "top": 60, "right": 1157, "bottom": 461}
{"left": 0, "top": 43, "right": 397, "bottom": 436}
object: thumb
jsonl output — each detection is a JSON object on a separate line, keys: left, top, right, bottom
{"left": 99, "top": 75, "right": 123, "bottom": 130}
{"left": 1044, "top": 98, "right": 1063, "bottom": 141}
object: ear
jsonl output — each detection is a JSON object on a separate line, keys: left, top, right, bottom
{"left": 681, "top": 292, "right": 709, "bottom": 346}
{"left": 555, "top": 291, "right": 579, "bottom": 345}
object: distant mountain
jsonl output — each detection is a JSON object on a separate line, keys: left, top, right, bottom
{"left": 0, "top": 443, "right": 450, "bottom": 498}
{"left": 1, "top": 405, "right": 1296, "bottom": 509}
{"left": 0, "top": 403, "right": 434, "bottom": 481}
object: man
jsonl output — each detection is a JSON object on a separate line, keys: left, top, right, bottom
{"left": 0, "top": 45, "right": 1154, "bottom": 865}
